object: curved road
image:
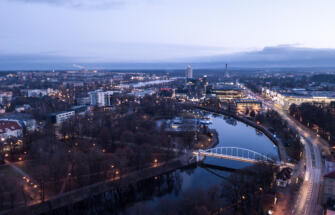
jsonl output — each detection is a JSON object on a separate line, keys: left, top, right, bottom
{"left": 247, "top": 88, "right": 323, "bottom": 215}
{"left": 275, "top": 107, "right": 322, "bottom": 215}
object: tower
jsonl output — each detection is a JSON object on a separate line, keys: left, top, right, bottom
{"left": 224, "top": 64, "right": 230, "bottom": 79}
{"left": 186, "top": 64, "right": 193, "bottom": 79}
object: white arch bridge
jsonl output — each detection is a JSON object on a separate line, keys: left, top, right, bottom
{"left": 193, "top": 147, "right": 279, "bottom": 164}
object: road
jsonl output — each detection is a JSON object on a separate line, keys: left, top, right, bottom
{"left": 275, "top": 107, "right": 322, "bottom": 215}
{"left": 245, "top": 89, "right": 322, "bottom": 214}
{"left": 246, "top": 89, "right": 323, "bottom": 215}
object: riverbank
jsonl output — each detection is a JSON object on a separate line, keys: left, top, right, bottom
{"left": 188, "top": 104, "right": 287, "bottom": 163}
{"left": 1, "top": 153, "right": 196, "bottom": 215}
{"left": 2, "top": 130, "right": 219, "bottom": 215}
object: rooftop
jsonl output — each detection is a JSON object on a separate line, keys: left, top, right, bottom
{"left": 0, "top": 120, "right": 22, "bottom": 133}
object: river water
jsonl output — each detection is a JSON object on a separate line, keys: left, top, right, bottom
{"left": 123, "top": 113, "right": 279, "bottom": 213}
{"left": 120, "top": 78, "right": 177, "bottom": 88}
{"left": 53, "top": 112, "right": 279, "bottom": 214}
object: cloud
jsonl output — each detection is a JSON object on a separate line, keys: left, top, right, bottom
{"left": 3, "top": 45, "right": 335, "bottom": 70}
{"left": 9, "top": 0, "right": 133, "bottom": 9}
{"left": 188, "top": 45, "right": 335, "bottom": 67}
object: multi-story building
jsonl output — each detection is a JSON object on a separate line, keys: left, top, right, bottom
{"left": 267, "top": 90, "right": 335, "bottom": 110}
{"left": 212, "top": 84, "right": 244, "bottom": 101}
{"left": 89, "top": 90, "right": 116, "bottom": 107}
{"left": 49, "top": 111, "right": 75, "bottom": 124}
{"left": 186, "top": 64, "right": 193, "bottom": 79}
{"left": 278, "top": 95, "right": 335, "bottom": 110}
{"left": 235, "top": 99, "right": 262, "bottom": 113}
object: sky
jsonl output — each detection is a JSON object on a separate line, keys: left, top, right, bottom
{"left": 1, "top": 0, "right": 335, "bottom": 68}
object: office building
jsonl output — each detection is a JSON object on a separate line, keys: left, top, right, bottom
{"left": 186, "top": 64, "right": 193, "bottom": 79}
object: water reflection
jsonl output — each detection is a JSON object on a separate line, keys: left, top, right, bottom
{"left": 123, "top": 113, "right": 279, "bottom": 213}
{"left": 52, "top": 112, "right": 279, "bottom": 214}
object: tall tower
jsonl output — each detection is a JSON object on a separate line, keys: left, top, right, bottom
{"left": 224, "top": 63, "right": 230, "bottom": 79}
{"left": 186, "top": 64, "right": 193, "bottom": 79}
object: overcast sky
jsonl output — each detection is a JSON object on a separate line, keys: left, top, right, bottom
{"left": 1, "top": 0, "right": 335, "bottom": 63}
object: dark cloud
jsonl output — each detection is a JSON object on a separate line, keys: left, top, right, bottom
{"left": 194, "top": 45, "right": 335, "bottom": 68}
{"left": 2, "top": 46, "right": 335, "bottom": 70}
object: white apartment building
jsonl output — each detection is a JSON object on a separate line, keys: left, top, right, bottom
{"left": 50, "top": 111, "right": 75, "bottom": 124}
{"left": 89, "top": 90, "right": 116, "bottom": 107}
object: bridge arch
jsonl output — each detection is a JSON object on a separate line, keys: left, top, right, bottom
{"left": 196, "top": 146, "right": 276, "bottom": 164}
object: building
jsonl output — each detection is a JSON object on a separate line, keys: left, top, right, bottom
{"left": 89, "top": 90, "right": 117, "bottom": 107}
{"left": 0, "top": 113, "right": 37, "bottom": 132}
{"left": 211, "top": 84, "right": 244, "bottom": 101}
{"left": 26, "top": 88, "right": 58, "bottom": 97}
{"left": 49, "top": 111, "right": 75, "bottom": 124}
{"left": 275, "top": 167, "right": 292, "bottom": 187}
{"left": 76, "top": 97, "right": 90, "bottom": 105}
{"left": 186, "top": 64, "right": 193, "bottom": 79}
{"left": 323, "top": 161, "right": 335, "bottom": 204}
{"left": 277, "top": 92, "right": 335, "bottom": 110}
{"left": 235, "top": 99, "right": 262, "bottom": 113}
{"left": 175, "top": 89, "right": 188, "bottom": 100}
{"left": 0, "top": 120, "right": 23, "bottom": 139}
{"left": 0, "top": 91, "right": 13, "bottom": 105}
{"left": 27, "top": 89, "right": 48, "bottom": 97}
{"left": 159, "top": 88, "right": 173, "bottom": 98}
{"left": 62, "top": 81, "right": 84, "bottom": 87}
{"left": 47, "top": 88, "right": 59, "bottom": 96}
{"left": 263, "top": 88, "right": 335, "bottom": 110}
{"left": 70, "top": 105, "right": 89, "bottom": 115}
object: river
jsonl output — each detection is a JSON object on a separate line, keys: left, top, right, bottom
{"left": 54, "top": 112, "right": 279, "bottom": 214}
{"left": 120, "top": 78, "right": 178, "bottom": 88}
{"left": 122, "top": 113, "right": 279, "bottom": 214}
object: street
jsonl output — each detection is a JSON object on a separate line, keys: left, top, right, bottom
{"left": 275, "top": 107, "right": 322, "bottom": 215}
{"left": 247, "top": 88, "right": 323, "bottom": 215}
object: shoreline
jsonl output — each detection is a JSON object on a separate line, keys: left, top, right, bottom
{"left": 188, "top": 104, "right": 287, "bottom": 163}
